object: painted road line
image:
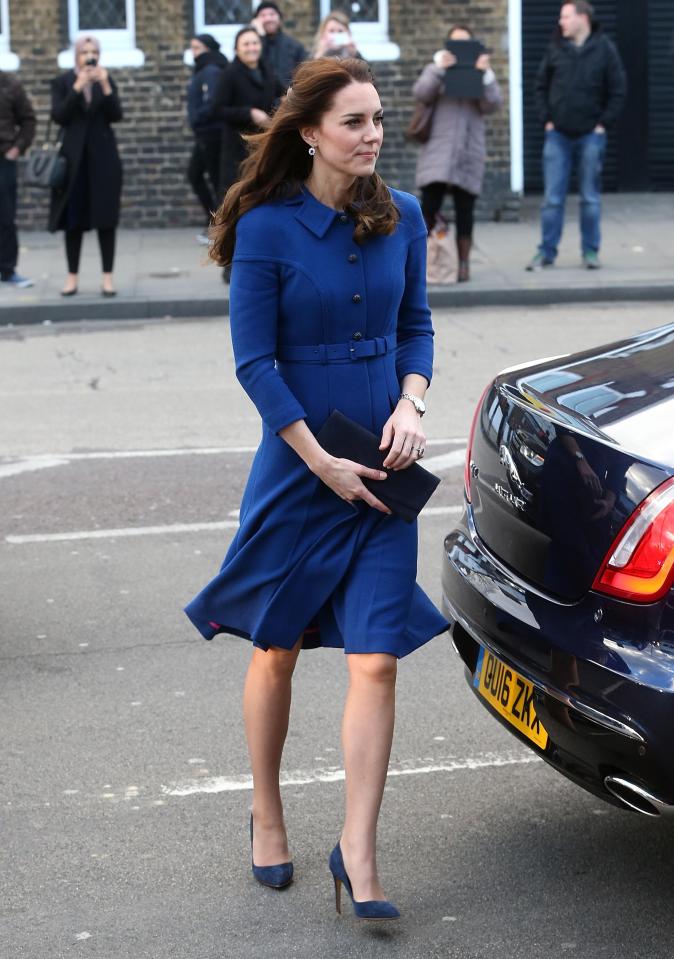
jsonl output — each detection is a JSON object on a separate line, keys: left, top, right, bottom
{"left": 162, "top": 752, "right": 542, "bottom": 797}
{"left": 5, "top": 506, "right": 463, "bottom": 545}
{"left": 0, "top": 440, "right": 467, "bottom": 480}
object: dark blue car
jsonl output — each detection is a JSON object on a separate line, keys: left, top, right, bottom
{"left": 442, "top": 323, "right": 674, "bottom": 817}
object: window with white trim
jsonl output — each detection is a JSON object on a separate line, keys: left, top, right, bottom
{"left": 187, "top": 0, "right": 254, "bottom": 62}
{"left": 58, "top": 0, "right": 145, "bottom": 68}
{"left": 0, "top": 0, "right": 20, "bottom": 70}
{"left": 320, "top": 0, "right": 399, "bottom": 60}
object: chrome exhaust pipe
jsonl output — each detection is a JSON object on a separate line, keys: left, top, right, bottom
{"left": 604, "top": 775, "right": 674, "bottom": 817}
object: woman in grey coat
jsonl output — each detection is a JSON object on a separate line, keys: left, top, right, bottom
{"left": 413, "top": 24, "right": 502, "bottom": 281}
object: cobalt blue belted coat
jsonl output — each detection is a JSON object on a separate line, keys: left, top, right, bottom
{"left": 184, "top": 185, "right": 448, "bottom": 657}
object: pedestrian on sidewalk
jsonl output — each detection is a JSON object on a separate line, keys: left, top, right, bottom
{"left": 413, "top": 24, "right": 502, "bottom": 282}
{"left": 49, "top": 35, "right": 123, "bottom": 297}
{"left": 312, "top": 10, "right": 361, "bottom": 61}
{"left": 212, "top": 27, "right": 284, "bottom": 282}
{"left": 186, "top": 34, "right": 228, "bottom": 244}
{"left": 250, "top": 1, "right": 307, "bottom": 89}
{"left": 185, "top": 57, "right": 447, "bottom": 919}
{"left": 526, "top": 1, "right": 626, "bottom": 272}
{"left": 0, "top": 71, "right": 36, "bottom": 288}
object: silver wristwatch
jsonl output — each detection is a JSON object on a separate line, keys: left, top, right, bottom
{"left": 399, "top": 392, "right": 426, "bottom": 417}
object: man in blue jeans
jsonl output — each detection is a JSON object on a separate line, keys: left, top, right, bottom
{"left": 0, "top": 71, "right": 36, "bottom": 287}
{"left": 526, "top": 2, "right": 626, "bottom": 271}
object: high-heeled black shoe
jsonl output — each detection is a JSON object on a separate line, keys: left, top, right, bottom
{"left": 250, "top": 815, "right": 293, "bottom": 889}
{"left": 328, "top": 843, "right": 400, "bottom": 920}
{"left": 60, "top": 287, "right": 78, "bottom": 297}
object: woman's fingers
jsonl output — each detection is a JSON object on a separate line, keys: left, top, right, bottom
{"left": 383, "top": 433, "right": 424, "bottom": 469}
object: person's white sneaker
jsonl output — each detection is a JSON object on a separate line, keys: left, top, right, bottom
{"left": 1, "top": 272, "right": 34, "bottom": 288}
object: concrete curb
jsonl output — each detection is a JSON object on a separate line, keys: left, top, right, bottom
{"left": 2, "top": 283, "right": 674, "bottom": 326}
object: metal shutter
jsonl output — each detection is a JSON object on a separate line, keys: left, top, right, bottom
{"left": 649, "top": 3, "right": 674, "bottom": 188}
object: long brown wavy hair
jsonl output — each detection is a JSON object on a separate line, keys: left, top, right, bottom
{"left": 209, "top": 57, "right": 399, "bottom": 266}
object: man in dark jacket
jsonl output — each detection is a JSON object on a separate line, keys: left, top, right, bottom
{"left": 0, "top": 71, "right": 36, "bottom": 287}
{"left": 186, "top": 34, "right": 228, "bottom": 242}
{"left": 251, "top": 1, "right": 307, "bottom": 89}
{"left": 526, "top": 2, "right": 626, "bottom": 271}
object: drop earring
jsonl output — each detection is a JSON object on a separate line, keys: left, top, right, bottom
{"left": 308, "top": 146, "right": 316, "bottom": 156}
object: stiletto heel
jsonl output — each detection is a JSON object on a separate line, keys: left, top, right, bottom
{"left": 333, "top": 875, "right": 342, "bottom": 914}
{"left": 249, "top": 814, "right": 293, "bottom": 889}
{"left": 328, "top": 842, "right": 400, "bottom": 920}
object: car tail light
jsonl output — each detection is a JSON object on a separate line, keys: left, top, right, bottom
{"left": 464, "top": 383, "right": 492, "bottom": 503}
{"left": 593, "top": 476, "right": 674, "bottom": 602}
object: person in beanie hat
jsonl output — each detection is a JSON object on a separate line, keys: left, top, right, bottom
{"left": 186, "top": 34, "right": 228, "bottom": 241}
{"left": 251, "top": 1, "right": 307, "bottom": 88}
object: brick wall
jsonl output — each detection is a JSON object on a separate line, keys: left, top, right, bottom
{"left": 11, "top": 0, "right": 518, "bottom": 230}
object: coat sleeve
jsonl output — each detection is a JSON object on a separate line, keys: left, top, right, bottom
{"left": 11, "top": 81, "right": 37, "bottom": 153}
{"left": 599, "top": 39, "right": 626, "bottom": 129}
{"left": 51, "top": 76, "right": 81, "bottom": 126}
{"left": 189, "top": 66, "right": 221, "bottom": 128}
{"left": 534, "top": 49, "right": 552, "bottom": 125}
{"left": 230, "top": 220, "right": 307, "bottom": 433}
{"left": 395, "top": 200, "right": 434, "bottom": 387}
{"left": 212, "top": 68, "right": 253, "bottom": 127}
{"left": 412, "top": 63, "right": 444, "bottom": 105}
{"left": 99, "top": 79, "right": 123, "bottom": 123}
{"left": 478, "top": 72, "right": 503, "bottom": 115}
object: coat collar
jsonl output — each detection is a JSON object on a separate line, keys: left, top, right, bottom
{"left": 289, "top": 187, "right": 345, "bottom": 239}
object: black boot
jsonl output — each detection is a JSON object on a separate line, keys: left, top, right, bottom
{"left": 457, "top": 235, "right": 472, "bottom": 282}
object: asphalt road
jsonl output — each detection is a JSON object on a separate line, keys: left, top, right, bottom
{"left": 3, "top": 302, "right": 674, "bottom": 959}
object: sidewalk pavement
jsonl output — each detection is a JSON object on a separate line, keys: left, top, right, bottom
{"left": 2, "top": 193, "right": 673, "bottom": 326}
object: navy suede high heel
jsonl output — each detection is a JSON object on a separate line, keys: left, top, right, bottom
{"left": 250, "top": 815, "right": 293, "bottom": 889}
{"left": 328, "top": 843, "right": 400, "bottom": 920}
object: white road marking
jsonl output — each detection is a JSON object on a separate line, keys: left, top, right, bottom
{"left": 422, "top": 449, "right": 466, "bottom": 472}
{"left": 0, "top": 439, "right": 467, "bottom": 480}
{"left": 5, "top": 507, "right": 461, "bottom": 544}
{"left": 162, "top": 752, "right": 541, "bottom": 797}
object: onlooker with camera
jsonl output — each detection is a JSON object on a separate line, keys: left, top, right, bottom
{"left": 186, "top": 33, "right": 228, "bottom": 243}
{"left": 526, "top": 1, "right": 626, "bottom": 271}
{"left": 413, "top": 24, "right": 502, "bottom": 282}
{"left": 312, "top": 11, "right": 361, "bottom": 60}
{"left": 49, "top": 36, "right": 123, "bottom": 297}
{"left": 0, "top": 71, "right": 36, "bottom": 288}
{"left": 250, "top": 1, "right": 307, "bottom": 89}
{"left": 212, "top": 27, "right": 285, "bottom": 202}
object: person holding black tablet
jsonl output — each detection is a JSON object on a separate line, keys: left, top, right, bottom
{"left": 413, "top": 24, "right": 502, "bottom": 281}
{"left": 185, "top": 57, "right": 447, "bottom": 920}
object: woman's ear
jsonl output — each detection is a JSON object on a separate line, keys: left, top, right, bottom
{"left": 299, "top": 126, "right": 318, "bottom": 149}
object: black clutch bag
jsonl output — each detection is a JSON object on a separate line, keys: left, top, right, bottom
{"left": 316, "top": 410, "right": 441, "bottom": 523}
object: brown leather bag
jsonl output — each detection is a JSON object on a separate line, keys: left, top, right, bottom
{"left": 404, "top": 100, "right": 435, "bottom": 144}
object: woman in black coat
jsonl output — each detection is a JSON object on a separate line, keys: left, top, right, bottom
{"left": 49, "top": 36, "right": 123, "bottom": 297}
{"left": 212, "top": 27, "right": 284, "bottom": 199}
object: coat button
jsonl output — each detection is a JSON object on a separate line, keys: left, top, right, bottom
{"left": 347, "top": 253, "right": 357, "bottom": 263}
{"left": 352, "top": 293, "right": 362, "bottom": 304}
{"left": 339, "top": 214, "right": 348, "bottom": 224}
{"left": 352, "top": 331, "right": 363, "bottom": 340}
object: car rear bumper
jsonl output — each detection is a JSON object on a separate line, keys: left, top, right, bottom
{"left": 442, "top": 504, "right": 674, "bottom": 815}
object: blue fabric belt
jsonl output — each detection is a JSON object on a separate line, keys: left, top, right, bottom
{"left": 277, "top": 333, "right": 396, "bottom": 364}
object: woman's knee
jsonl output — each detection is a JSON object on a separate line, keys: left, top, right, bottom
{"left": 250, "top": 642, "right": 301, "bottom": 682}
{"left": 348, "top": 652, "right": 398, "bottom": 686}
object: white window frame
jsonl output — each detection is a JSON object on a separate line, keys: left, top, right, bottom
{"left": 58, "top": 0, "right": 145, "bottom": 69}
{"left": 318, "top": 0, "right": 399, "bottom": 61}
{"left": 188, "top": 0, "right": 255, "bottom": 62}
{"left": 0, "top": 0, "right": 20, "bottom": 70}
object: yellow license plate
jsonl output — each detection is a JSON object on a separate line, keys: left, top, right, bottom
{"left": 474, "top": 648, "right": 549, "bottom": 750}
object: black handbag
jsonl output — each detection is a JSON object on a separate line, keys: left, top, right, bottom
{"left": 404, "top": 100, "right": 435, "bottom": 144}
{"left": 316, "top": 410, "right": 441, "bottom": 523}
{"left": 24, "top": 122, "right": 67, "bottom": 190}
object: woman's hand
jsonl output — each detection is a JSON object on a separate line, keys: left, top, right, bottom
{"left": 475, "top": 53, "right": 491, "bottom": 71}
{"left": 73, "top": 68, "right": 94, "bottom": 92}
{"left": 433, "top": 50, "right": 456, "bottom": 70}
{"left": 312, "top": 455, "right": 391, "bottom": 514}
{"left": 250, "top": 107, "right": 271, "bottom": 128}
{"left": 379, "top": 401, "right": 426, "bottom": 471}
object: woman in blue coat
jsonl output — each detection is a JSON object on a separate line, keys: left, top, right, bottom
{"left": 185, "top": 57, "right": 447, "bottom": 919}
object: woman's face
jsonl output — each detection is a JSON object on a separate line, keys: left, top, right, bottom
{"left": 77, "top": 42, "right": 99, "bottom": 69}
{"left": 449, "top": 27, "right": 472, "bottom": 41}
{"left": 305, "top": 81, "right": 383, "bottom": 180}
{"left": 237, "top": 31, "right": 262, "bottom": 68}
{"left": 324, "top": 19, "right": 351, "bottom": 47}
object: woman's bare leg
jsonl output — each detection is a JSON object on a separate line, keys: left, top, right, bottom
{"left": 243, "top": 639, "right": 302, "bottom": 866}
{"left": 340, "top": 652, "right": 397, "bottom": 901}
